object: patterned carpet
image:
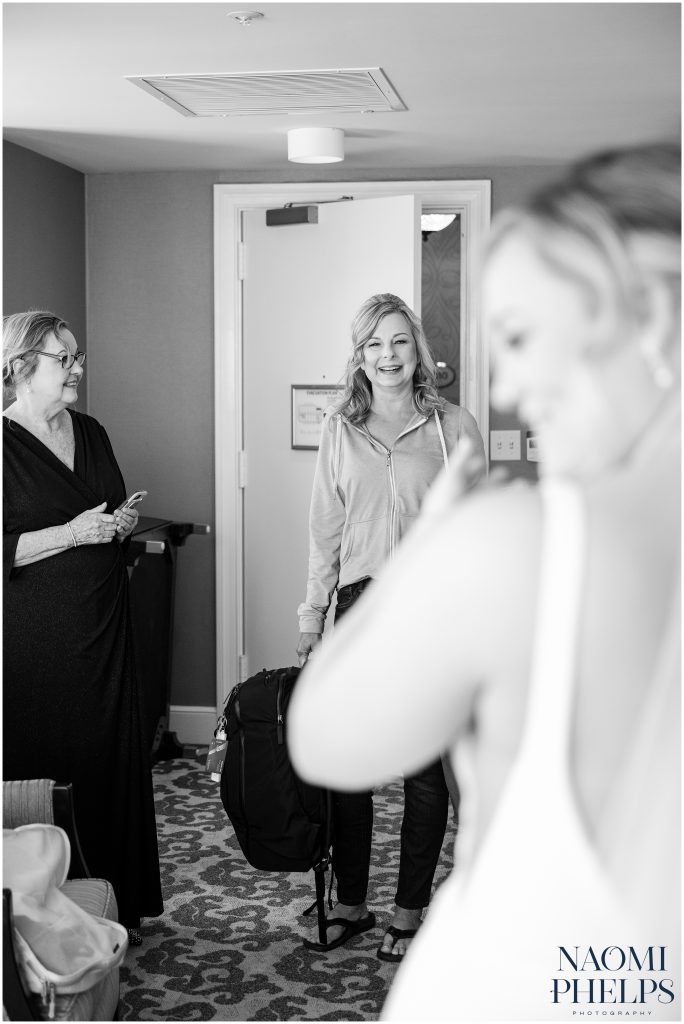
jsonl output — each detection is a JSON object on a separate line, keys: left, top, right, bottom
{"left": 119, "top": 757, "right": 457, "bottom": 1021}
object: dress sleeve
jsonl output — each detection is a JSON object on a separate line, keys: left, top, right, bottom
{"left": 3, "top": 424, "right": 22, "bottom": 580}
{"left": 3, "top": 531, "right": 20, "bottom": 582}
{"left": 96, "top": 421, "right": 127, "bottom": 497}
{"left": 297, "top": 412, "right": 347, "bottom": 634}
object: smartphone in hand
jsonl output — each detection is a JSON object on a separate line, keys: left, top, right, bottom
{"left": 122, "top": 490, "right": 148, "bottom": 510}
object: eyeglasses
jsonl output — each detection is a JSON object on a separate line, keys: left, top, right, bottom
{"left": 26, "top": 350, "right": 86, "bottom": 371}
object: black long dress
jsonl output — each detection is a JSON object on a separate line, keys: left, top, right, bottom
{"left": 3, "top": 409, "right": 163, "bottom": 928}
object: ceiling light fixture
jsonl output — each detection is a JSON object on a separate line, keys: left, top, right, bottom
{"left": 226, "top": 11, "right": 264, "bottom": 26}
{"left": 288, "top": 127, "right": 344, "bottom": 164}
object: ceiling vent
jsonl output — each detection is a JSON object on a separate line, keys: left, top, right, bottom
{"left": 127, "top": 67, "right": 406, "bottom": 117}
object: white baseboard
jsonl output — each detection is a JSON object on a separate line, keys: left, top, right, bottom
{"left": 168, "top": 705, "right": 217, "bottom": 747}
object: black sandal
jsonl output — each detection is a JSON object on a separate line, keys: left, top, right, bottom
{"left": 377, "top": 924, "right": 419, "bottom": 963}
{"left": 303, "top": 912, "right": 376, "bottom": 952}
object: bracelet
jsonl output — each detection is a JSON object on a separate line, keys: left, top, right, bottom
{"left": 65, "top": 521, "right": 77, "bottom": 548}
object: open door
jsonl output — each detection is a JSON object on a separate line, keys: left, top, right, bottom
{"left": 241, "top": 194, "right": 420, "bottom": 675}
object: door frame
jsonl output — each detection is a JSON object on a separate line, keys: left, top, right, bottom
{"left": 213, "top": 179, "right": 491, "bottom": 707}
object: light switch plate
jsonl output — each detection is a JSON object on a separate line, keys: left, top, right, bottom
{"left": 490, "top": 430, "right": 521, "bottom": 460}
{"left": 526, "top": 431, "right": 541, "bottom": 462}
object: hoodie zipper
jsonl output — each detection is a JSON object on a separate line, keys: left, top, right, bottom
{"left": 386, "top": 449, "right": 397, "bottom": 558}
{"left": 355, "top": 417, "right": 426, "bottom": 560}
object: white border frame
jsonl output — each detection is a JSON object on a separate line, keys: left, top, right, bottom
{"left": 214, "top": 179, "right": 491, "bottom": 707}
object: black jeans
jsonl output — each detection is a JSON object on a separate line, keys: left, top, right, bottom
{"left": 331, "top": 577, "right": 451, "bottom": 909}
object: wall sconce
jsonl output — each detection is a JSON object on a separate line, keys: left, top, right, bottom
{"left": 287, "top": 127, "right": 344, "bottom": 164}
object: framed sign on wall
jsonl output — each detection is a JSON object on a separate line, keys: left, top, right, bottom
{"left": 291, "top": 385, "right": 342, "bottom": 449}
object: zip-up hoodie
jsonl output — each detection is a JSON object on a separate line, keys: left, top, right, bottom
{"left": 297, "top": 402, "right": 467, "bottom": 634}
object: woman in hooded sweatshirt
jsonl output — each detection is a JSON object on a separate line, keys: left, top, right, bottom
{"left": 296, "top": 292, "right": 486, "bottom": 958}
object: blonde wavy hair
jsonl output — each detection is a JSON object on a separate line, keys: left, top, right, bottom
{"left": 485, "top": 143, "right": 681, "bottom": 321}
{"left": 334, "top": 293, "right": 445, "bottom": 425}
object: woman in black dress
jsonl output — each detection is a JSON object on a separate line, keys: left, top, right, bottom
{"left": 3, "top": 310, "right": 163, "bottom": 940}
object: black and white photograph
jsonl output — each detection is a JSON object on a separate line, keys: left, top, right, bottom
{"left": 2, "top": 3, "right": 680, "bottom": 1021}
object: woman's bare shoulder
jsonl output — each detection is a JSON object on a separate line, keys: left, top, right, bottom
{"left": 423, "top": 479, "right": 543, "bottom": 604}
{"left": 445, "top": 477, "right": 540, "bottom": 544}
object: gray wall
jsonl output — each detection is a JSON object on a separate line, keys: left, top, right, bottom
{"left": 86, "top": 172, "right": 216, "bottom": 710}
{"left": 3, "top": 141, "right": 88, "bottom": 408}
{"left": 86, "top": 162, "right": 565, "bottom": 711}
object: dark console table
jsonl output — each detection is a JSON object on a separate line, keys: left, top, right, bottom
{"left": 126, "top": 516, "right": 210, "bottom": 761}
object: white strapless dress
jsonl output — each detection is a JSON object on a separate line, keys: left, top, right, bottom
{"left": 383, "top": 481, "right": 681, "bottom": 1022}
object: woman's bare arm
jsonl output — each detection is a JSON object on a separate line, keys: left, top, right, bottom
{"left": 11, "top": 502, "right": 117, "bottom": 566}
{"left": 14, "top": 525, "right": 78, "bottom": 566}
{"left": 288, "top": 484, "right": 541, "bottom": 789}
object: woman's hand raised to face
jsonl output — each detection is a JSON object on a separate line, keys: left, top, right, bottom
{"left": 69, "top": 502, "right": 117, "bottom": 545}
{"left": 420, "top": 436, "right": 491, "bottom": 522}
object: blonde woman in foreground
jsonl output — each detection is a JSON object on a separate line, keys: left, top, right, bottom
{"left": 288, "top": 143, "right": 681, "bottom": 1021}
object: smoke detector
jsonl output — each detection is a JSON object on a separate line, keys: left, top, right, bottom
{"left": 226, "top": 11, "right": 264, "bottom": 26}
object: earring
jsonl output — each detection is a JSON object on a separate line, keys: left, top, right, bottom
{"left": 640, "top": 338, "right": 675, "bottom": 391}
